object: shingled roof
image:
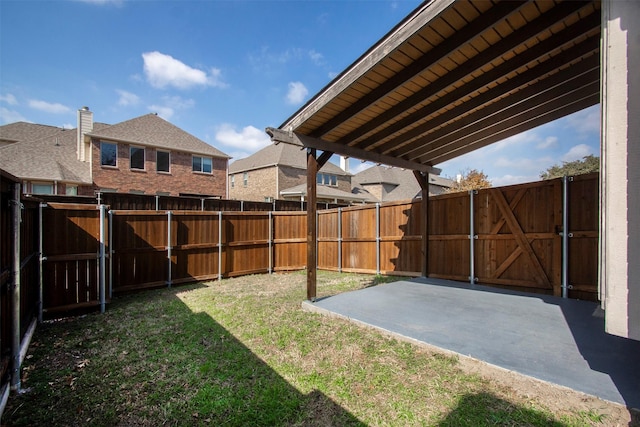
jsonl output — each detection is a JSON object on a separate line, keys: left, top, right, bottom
{"left": 88, "top": 113, "right": 229, "bottom": 158}
{"left": 0, "top": 122, "right": 66, "bottom": 145}
{"left": 0, "top": 123, "right": 100, "bottom": 183}
{"left": 280, "top": 183, "right": 366, "bottom": 203}
{"left": 229, "top": 142, "right": 349, "bottom": 176}
{"left": 353, "top": 165, "right": 453, "bottom": 202}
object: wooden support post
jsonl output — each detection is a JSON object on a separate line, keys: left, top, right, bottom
{"left": 307, "top": 149, "right": 318, "bottom": 301}
{"left": 306, "top": 149, "right": 333, "bottom": 301}
{"left": 413, "top": 171, "right": 429, "bottom": 277}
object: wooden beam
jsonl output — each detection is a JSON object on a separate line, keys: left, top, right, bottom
{"left": 413, "top": 170, "right": 429, "bottom": 277}
{"left": 266, "top": 128, "right": 440, "bottom": 175}
{"left": 306, "top": 148, "right": 318, "bottom": 301}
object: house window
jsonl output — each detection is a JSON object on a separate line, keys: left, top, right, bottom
{"left": 317, "top": 173, "right": 338, "bottom": 187}
{"left": 193, "top": 156, "right": 212, "bottom": 173}
{"left": 130, "top": 146, "right": 145, "bottom": 170}
{"left": 243, "top": 172, "right": 248, "bottom": 187}
{"left": 231, "top": 175, "right": 235, "bottom": 188}
{"left": 157, "top": 150, "right": 170, "bottom": 173}
{"left": 66, "top": 185, "right": 78, "bottom": 196}
{"left": 32, "top": 183, "right": 53, "bottom": 195}
{"left": 101, "top": 142, "right": 117, "bottom": 167}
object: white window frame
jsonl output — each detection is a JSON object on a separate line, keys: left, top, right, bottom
{"left": 31, "top": 182, "right": 53, "bottom": 195}
{"left": 192, "top": 155, "right": 213, "bottom": 174}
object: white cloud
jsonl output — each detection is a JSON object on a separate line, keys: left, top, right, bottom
{"left": 249, "top": 47, "right": 327, "bottom": 74}
{"left": 116, "top": 89, "right": 140, "bottom": 106}
{"left": 0, "top": 94, "right": 18, "bottom": 105}
{"left": 0, "top": 107, "right": 27, "bottom": 124}
{"left": 147, "top": 95, "right": 194, "bottom": 120}
{"left": 308, "top": 50, "right": 325, "bottom": 66}
{"left": 215, "top": 123, "right": 271, "bottom": 151}
{"left": 536, "top": 136, "right": 558, "bottom": 150}
{"left": 562, "top": 143, "right": 595, "bottom": 162}
{"left": 565, "top": 105, "right": 600, "bottom": 135}
{"left": 286, "top": 81, "right": 308, "bottom": 105}
{"left": 28, "top": 99, "right": 71, "bottom": 114}
{"left": 350, "top": 160, "right": 375, "bottom": 174}
{"left": 491, "top": 174, "right": 540, "bottom": 187}
{"left": 142, "top": 51, "right": 226, "bottom": 90}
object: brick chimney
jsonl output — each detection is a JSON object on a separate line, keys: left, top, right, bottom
{"left": 77, "top": 106, "right": 93, "bottom": 161}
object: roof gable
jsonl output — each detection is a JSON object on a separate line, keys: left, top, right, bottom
{"left": 88, "top": 113, "right": 229, "bottom": 158}
{"left": 230, "top": 142, "right": 350, "bottom": 176}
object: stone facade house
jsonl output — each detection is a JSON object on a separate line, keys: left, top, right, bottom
{"left": 0, "top": 107, "right": 229, "bottom": 197}
{"left": 229, "top": 142, "right": 365, "bottom": 204}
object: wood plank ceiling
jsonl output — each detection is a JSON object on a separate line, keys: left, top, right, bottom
{"left": 269, "top": 0, "right": 601, "bottom": 171}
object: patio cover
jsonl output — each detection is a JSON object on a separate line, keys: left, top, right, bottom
{"left": 267, "top": 0, "right": 601, "bottom": 302}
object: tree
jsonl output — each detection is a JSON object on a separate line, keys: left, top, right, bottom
{"left": 445, "top": 168, "right": 492, "bottom": 193}
{"left": 540, "top": 155, "right": 599, "bottom": 180}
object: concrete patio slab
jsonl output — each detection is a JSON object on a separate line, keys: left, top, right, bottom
{"left": 303, "top": 277, "right": 640, "bottom": 409}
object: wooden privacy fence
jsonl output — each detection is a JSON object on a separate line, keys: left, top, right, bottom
{"left": 36, "top": 173, "right": 599, "bottom": 316}
{"left": 109, "top": 211, "right": 307, "bottom": 294}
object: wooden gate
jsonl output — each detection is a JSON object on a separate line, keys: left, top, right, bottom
{"left": 41, "top": 203, "right": 106, "bottom": 314}
{"left": 474, "top": 181, "right": 562, "bottom": 295}
{"left": 428, "top": 174, "right": 599, "bottom": 300}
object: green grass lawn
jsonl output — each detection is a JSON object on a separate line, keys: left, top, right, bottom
{"left": 3, "top": 271, "right": 624, "bottom": 426}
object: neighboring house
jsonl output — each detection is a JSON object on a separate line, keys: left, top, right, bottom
{"left": 0, "top": 107, "right": 229, "bottom": 197}
{"left": 229, "top": 142, "right": 365, "bottom": 205}
{"left": 352, "top": 165, "right": 453, "bottom": 203}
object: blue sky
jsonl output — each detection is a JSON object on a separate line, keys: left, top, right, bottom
{"left": 0, "top": 0, "right": 600, "bottom": 186}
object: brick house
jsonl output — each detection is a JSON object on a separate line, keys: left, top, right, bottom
{"left": 0, "top": 107, "right": 229, "bottom": 197}
{"left": 229, "top": 142, "right": 365, "bottom": 204}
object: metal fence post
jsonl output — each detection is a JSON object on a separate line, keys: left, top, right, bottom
{"left": 38, "top": 203, "right": 45, "bottom": 323}
{"left": 376, "top": 203, "right": 381, "bottom": 275}
{"left": 268, "top": 211, "right": 273, "bottom": 274}
{"left": 337, "top": 208, "right": 342, "bottom": 273}
{"left": 561, "top": 176, "right": 573, "bottom": 298}
{"left": 99, "top": 205, "right": 107, "bottom": 313}
{"left": 218, "top": 211, "right": 223, "bottom": 280}
{"left": 167, "top": 211, "right": 172, "bottom": 287}
{"left": 469, "top": 190, "right": 477, "bottom": 285}
{"left": 108, "top": 210, "right": 113, "bottom": 299}
{"left": 10, "top": 183, "right": 21, "bottom": 392}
